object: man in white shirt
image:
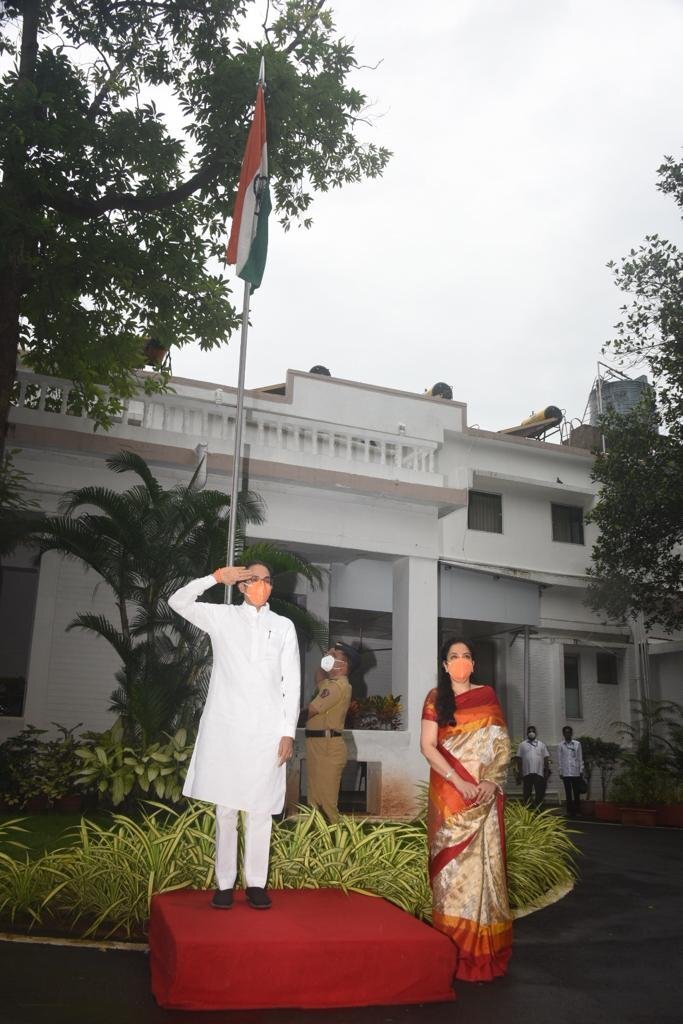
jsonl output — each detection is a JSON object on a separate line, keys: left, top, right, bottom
{"left": 168, "top": 562, "right": 300, "bottom": 910}
{"left": 515, "top": 726, "right": 551, "bottom": 807}
{"left": 557, "top": 725, "right": 585, "bottom": 818}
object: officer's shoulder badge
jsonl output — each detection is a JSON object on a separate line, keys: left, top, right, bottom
{"left": 320, "top": 688, "right": 330, "bottom": 698}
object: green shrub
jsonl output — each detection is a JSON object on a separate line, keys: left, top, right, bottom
{"left": 75, "top": 723, "right": 193, "bottom": 807}
{"left": 41, "top": 724, "right": 84, "bottom": 803}
{"left": 504, "top": 802, "right": 579, "bottom": 909}
{"left": 0, "top": 802, "right": 578, "bottom": 938}
{"left": 578, "top": 736, "right": 623, "bottom": 800}
{"left": 0, "top": 726, "right": 47, "bottom": 808}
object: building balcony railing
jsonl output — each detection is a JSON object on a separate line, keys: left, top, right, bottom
{"left": 11, "top": 369, "right": 442, "bottom": 485}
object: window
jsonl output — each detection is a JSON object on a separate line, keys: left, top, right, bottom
{"left": 597, "top": 652, "right": 619, "bottom": 685}
{"left": 552, "top": 503, "right": 584, "bottom": 544}
{"left": 563, "top": 653, "right": 581, "bottom": 718}
{"left": 468, "top": 491, "right": 502, "bottom": 533}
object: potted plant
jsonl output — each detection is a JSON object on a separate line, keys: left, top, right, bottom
{"left": 611, "top": 699, "right": 681, "bottom": 826}
{"left": 347, "top": 695, "right": 403, "bottom": 730}
{"left": 657, "top": 718, "right": 683, "bottom": 827}
{"left": 579, "top": 736, "right": 623, "bottom": 822}
{"left": 610, "top": 762, "right": 671, "bottom": 826}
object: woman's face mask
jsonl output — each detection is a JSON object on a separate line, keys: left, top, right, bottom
{"left": 444, "top": 646, "right": 474, "bottom": 684}
{"left": 448, "top": 660, "right": 473, "bottom": 684}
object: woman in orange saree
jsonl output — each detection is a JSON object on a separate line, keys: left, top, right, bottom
{"left": 420, "top": 637, "right": 512, "bottom": 982}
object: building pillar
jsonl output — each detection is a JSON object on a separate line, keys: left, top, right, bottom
{"left": 301, "top": 564, "right": 330, "bottom": 700}
{"left": 289, "top": 565, "right": 329, "bottom": 812}
{"left": 390, "top": 556, "right": 438, "bottom": 812}
{"left": 22, "top": 551, "right": 61, "bottom": 730}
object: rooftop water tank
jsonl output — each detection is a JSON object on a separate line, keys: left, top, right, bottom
{"left": 426, "top": 382, "right": 453, "bottom": 400}
{"left": 588, "top": 375, "right": 650, "bottom": 424}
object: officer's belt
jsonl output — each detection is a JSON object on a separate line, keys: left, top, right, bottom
{"left": 305, "top": 729, "right": 343, "bottom": 738}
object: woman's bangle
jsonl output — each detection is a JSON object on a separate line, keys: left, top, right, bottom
{"left": 444, "top": 769, "right": 454, "bottom": 780}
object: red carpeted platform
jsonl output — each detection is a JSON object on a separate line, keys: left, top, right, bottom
{"left": 149, "top": 888, "right": 457, "bottom": 1010}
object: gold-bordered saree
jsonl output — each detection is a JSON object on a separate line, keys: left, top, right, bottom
{"left": 422, "top": 685, "right": 512, "bottom": 981}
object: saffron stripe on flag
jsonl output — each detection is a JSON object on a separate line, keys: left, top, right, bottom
{"left": 226, "top": 81, "right": 269, "bottom": 289}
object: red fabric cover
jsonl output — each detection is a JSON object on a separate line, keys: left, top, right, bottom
{"left": 150, "top": 888, "right": 457, "bottom": 1010}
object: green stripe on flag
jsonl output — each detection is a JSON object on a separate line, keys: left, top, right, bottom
{"left": 239, "top": 181, "right": 271, "bottom": 290}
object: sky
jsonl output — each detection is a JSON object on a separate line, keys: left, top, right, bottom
{"left": 172, "top": 0, "right": 683, "bottom": 433}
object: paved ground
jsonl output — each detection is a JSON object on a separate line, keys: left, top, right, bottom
{"left": 2, "top": 820, "right": 682, "bottom": 1024}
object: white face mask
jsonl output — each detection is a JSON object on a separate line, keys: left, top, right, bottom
{"left": 320, "top": 654, "right": 335, "bottom": 672}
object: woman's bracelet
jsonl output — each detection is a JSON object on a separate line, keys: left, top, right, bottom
{"left": 444, "top": 769, "right": 454, "bottom": 780}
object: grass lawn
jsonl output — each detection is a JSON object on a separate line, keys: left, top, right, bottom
{"left": 0, "top": 812, "right": 113, "bottom": 857}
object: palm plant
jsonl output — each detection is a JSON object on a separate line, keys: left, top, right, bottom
{"left": 36, "top": 451, "right": 325, "bottom": 744}
{"left": 610, "top": 699, "right": 683, "bottom": 805}
{"left": 0, "top": 451, "right": 42, "bottom": 558}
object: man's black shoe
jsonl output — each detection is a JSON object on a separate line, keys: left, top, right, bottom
{"left": 211, "top": 888, "right": 234, "bottom": 909}
{"left": 246, "top": 886, "right": 272, "bottom": 910}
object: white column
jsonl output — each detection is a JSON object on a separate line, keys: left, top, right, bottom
{"left": 22, "top": 551, "right": 62, "bottom": 729}
{"left": 291, "top": 566, "right": 330, "bottom": 810}
{"left": 302, "top": 567, "right": 330, "bottom": 694}
{"left": 391, "top": 556, "right": 438, "bottom": 805}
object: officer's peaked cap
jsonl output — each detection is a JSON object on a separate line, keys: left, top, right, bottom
{"left": 334, "top": 642, "right": 361, "bottom": 672}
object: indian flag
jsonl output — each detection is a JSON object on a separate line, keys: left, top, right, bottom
{"left": 226, "top": 71, "right": 271, "bottom": 290}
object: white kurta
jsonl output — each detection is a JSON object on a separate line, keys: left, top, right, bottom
{"left": 168, "top": 575, "right": 300, "bottom": 812}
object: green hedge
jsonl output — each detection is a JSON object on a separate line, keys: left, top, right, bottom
{"left": 0, "top": 802, "right": 578, "bottom": 939}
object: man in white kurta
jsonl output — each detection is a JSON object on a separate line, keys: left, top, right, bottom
{"left": 168, "top": 563, "right": 300, "bottom": 909}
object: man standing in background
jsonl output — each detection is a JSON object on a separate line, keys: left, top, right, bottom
{"left": 558, "top": 725, "right": 585, "bottom": 818}
{"left": 515, "top": 725, "right": 551, "bottom": 808}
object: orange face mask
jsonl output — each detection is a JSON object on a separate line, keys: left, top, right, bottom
{"left": 244, "top": 580, "right": 270, "bottom": 608}
{"left": 448, "top": 659, "right": 473, "bottom": 684}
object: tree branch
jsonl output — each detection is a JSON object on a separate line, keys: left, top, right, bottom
{"left": 283, "top": 0, "right": 326, "bottom": 55}
{"left": 46, "top": 160, "right": 223, "bottom": 219}
{"left": 87, "top": 52, "right": 131, "bottom": 121}
{"left": 19, "top": 0, "right": 41, "bottom": 81}
{"left": 262, "top": 0, "right": 272, "bottom": 43}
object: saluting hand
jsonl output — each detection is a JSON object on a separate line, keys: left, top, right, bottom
{"left": 213, "top": 565, "right": 252, "bottom": 586}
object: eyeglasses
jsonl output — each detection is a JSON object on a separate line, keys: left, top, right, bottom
{"left": 446, "top": 652, "right": 473, "bottom": 660}
{"left": 245, "top": 576, "right": 273, "bottom": 586}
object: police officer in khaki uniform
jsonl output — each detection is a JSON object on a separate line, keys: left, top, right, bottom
{"left": 305, "top": 642, "right": 358, "bottom": 822}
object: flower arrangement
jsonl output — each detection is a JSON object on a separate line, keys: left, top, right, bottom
{"left": 345, "top": 695, "right": 403, "bottom": 730}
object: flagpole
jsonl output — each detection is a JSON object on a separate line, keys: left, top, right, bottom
{"left": 224, "top": 278, "right": 252, "bottom": 604}
{"left": 223, "top": 57, "right": 266, "bottom": 604}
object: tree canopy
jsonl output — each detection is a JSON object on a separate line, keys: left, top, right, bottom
{"left": 0, "top": 1, "right": 390, "bottom": 441}
{"left": 587, "top": 155, "right": 683, "bottom": 633}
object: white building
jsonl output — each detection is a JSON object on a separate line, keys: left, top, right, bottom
{"left": 2, "top": 366, "right": 681, "bottom": 814}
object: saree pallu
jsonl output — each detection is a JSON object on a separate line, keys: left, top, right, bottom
{"left": 423, "top": 685, "right": 512, "bottom": 981}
